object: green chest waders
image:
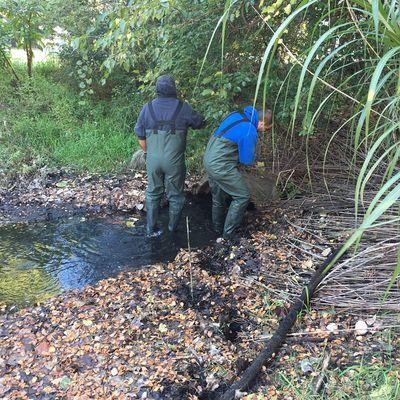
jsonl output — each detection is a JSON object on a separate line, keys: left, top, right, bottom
{"left": 203, "top": 116, "right": 251, "bottom": 239}
{"left": 145, "top": 100, "right": 186, "bottom": 236}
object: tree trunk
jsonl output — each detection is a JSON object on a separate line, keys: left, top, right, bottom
{"left": 26, "top": 12, "right": 33, "bottom": 78}
{"left": 0, "top": 48, "right": 20, "bottom": 83}
{"left": 26, "top": 42, "right": 33, "bottom": 78}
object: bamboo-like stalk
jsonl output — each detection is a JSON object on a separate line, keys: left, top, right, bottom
{"left": 186, "top": 216, "right": 194, "bottom": 301}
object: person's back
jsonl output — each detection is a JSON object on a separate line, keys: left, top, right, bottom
{"left": 204, "top": 106, "right": 272, "bottom": 239}
{"left": 204, "top": 107, "right": 259, "bottom": 175}
{"left": 135, "top": 75, "right": 205, "bottom": 236}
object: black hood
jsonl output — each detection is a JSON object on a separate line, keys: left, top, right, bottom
{"left": 156, "top": 75, "right": 177, "bottom": 98}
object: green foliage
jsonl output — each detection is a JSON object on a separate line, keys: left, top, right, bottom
{"left": 0, "top": 62, "right": 139, "bottom": 174}
{"left": 0, "top": 0, "right": 51, "bottom": 76}
{"left": 72, "top": 0, "right": 272, "bottom": 125}
{"left": 247, "top": 0, "right": 400, "bottom": 285}
{"left": 45, "top": 0, "right": 104, "bottom": 38}
{"left": 276, "top": 357, "right": 400, "bottom": 399}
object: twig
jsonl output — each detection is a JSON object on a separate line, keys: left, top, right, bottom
{"left": 314, "top": 352, "right": 331, "bottom": 394}
{"left": 186, "top": 216, "right": 194, "bottom": 301}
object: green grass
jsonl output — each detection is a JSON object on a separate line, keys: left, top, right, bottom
{"left": 0, "top": 60, "right": 138, "bottom": 175}
{"left": 0, "top": 60, "right": 211, "bottom": 176}
{"left": 271, "top": 353, "right": 400, "bottom": 400}
{"left": 243, "top": 327, "right": 399, "bottom": 399}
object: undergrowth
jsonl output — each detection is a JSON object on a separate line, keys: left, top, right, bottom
{"left": 0, "top": 61, "right": 136, "bottom": 174}
{"left": 274, "top": 359, "right": 400, "bottom": 400}
{"left": 0, "top": 60, "right": 209, "bottom": 176}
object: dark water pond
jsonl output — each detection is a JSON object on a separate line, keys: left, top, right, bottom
{"left": 0, "top": 197, "right": 216, "bottom": 310}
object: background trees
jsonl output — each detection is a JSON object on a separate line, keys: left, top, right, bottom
{"left": 0, "top": 0, "right": 50, "bottom": 77}
{"left": 1, "top": 0, "right": 399, "bottom": 196}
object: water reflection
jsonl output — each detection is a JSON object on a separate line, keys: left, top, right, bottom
{"left": 0, "top": 198, "right": 215, "bottom": 309}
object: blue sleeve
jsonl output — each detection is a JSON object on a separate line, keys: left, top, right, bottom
{"left": 134, "top": 105, "right": 147, "bottom": 139}
{"left": 238, "top": 126, "right": 258, "bottom": 165}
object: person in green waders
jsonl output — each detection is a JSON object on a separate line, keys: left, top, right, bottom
{"left": 204, "top": 106, "right": 272, "bottom": 239}
{"left": 135, "top": 75, "right": 205, "bottom": 237}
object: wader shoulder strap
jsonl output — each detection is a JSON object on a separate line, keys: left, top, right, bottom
{"left": 147, "top": 101, "right": 159, "bottom": 124}
{"left": 147, "top": 100, "right": 183, "bottom": 134}
{"left": 216, "top": 113, "right": 249, "bottom": 138}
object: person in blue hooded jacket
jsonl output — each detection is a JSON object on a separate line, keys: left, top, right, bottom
{"left": 204, "top": 106, "right": 272, "bottom": 239}
{"left": 135, "top": 75, "right": 205, "bottom": 236}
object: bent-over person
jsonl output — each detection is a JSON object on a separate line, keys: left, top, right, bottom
{"left": 204, "top": 106, "right": 272, "bottom": 239}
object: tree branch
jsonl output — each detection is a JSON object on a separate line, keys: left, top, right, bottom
{"left": 219, "top": 249, "right": 344, "bottom": 400}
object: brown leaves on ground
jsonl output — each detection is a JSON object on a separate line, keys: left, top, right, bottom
{"left": 0, "top": 193, "right": 399, "bottom": 399}
{"left": 0, "top": 257, "right": 257, "bottom": 399}
{"left": 0, "top": 173, "right": 203, "bottom": 226}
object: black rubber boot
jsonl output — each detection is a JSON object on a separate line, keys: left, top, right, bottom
{"left": 146, "top": 206, "right": 162, "bottom": 237}
{"left": 168, "top": 211, "right": 182, "bottom": 232}
{"left": 222, "top": 200, "right": 248, "bottom": 239}
{"left": 212, "top": 205, "right": 225, "bottom": 235}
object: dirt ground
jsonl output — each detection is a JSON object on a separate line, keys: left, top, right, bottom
{"left": 0, "top": 171, "right": 148, "bottom": 226}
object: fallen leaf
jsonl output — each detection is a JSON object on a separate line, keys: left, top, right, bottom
{"left": 321, "top": 248, "right": 332, "bottom": 257}
{"left": 205, "top": 373, "right": 219, "bottom": 391}
{"left": 300, "top": 359, "right": 313, "bottom": 374}
{"left": 302, "top": 259, "right": 313, "bottom": 269}
{"left": 327, "top": 323, "right": 339, "bottom": 334}
{"left": 36, "top": 341, "right": 50, "bottom": 355}
{"left": 59, "top": 376, "right": 71, "bottom": 390}
{"left": 55, "top": 181, "right": 68, "bottom": 188}
{"left": 135, "top": 203, "right": 144, "bottom": 211}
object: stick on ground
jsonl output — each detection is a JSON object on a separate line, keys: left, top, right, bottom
{"left": 219, "top": 249, "right": 343, "bottom": 400}
{"left": 314, "top": 352, "right": 331, "bottom": 394}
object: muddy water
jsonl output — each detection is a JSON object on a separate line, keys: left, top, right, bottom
{"left": 0, "top": 197, "right": 216, "bottom": 310}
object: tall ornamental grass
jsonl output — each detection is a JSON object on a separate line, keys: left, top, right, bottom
{"left": 209, "top": 0, "right": 400, "bottom": 286}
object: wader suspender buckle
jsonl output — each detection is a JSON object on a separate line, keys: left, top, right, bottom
{"left": 215, "top": 113, "right": 249, "bottom": 138}
{"left": 148, "top": 100, "right": 184, "bottom": 134}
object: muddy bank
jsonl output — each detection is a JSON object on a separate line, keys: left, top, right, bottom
{"left": 1, "top": 171, "right": 148, "bottom": 226}
{"left": 0, "top": 168, "right": 275, "bottom": 226}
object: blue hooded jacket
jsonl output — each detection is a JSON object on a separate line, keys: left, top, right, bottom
{"left": 213, "top": 106, "right": 259, "bottom": 165}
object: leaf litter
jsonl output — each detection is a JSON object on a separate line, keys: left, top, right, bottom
{"left": 0, "top": 174, "right": 399, "bottom": 399}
